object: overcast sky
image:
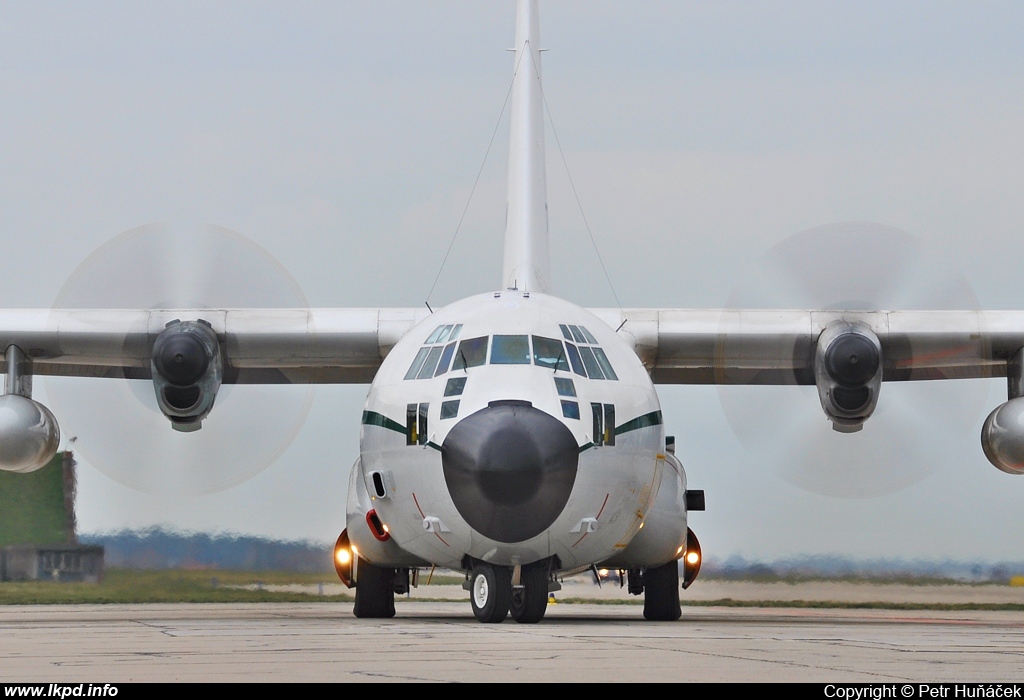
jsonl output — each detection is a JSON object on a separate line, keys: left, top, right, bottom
{"left": 2, "top": 1, "right": 1024, "bottom": 563}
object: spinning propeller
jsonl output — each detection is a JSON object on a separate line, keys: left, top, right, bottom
{"left": 46, "top": 223, "right": 315, "bottom": 496}
{"left": 717, "top": 222, "right": 989, "bottom": 498}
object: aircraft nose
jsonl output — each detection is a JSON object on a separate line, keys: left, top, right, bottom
{"left": 441, "top": 400, "right": 579, "bottom": 543}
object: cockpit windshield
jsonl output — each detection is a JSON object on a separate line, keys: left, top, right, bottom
{"left": 404, "top": 326, "right": 617, "bottom": 379}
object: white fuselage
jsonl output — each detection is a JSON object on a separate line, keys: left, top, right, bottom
{"left": 349, "top": 290, "right": 678, "bottom": 571}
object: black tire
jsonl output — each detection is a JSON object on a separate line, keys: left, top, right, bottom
{"left": 642, "top": 560, "right": 682, "bottom": 621}
{"left": 354, "top": 558, "right": 396, "bottom": 619}
{"left": 510, "top": 562, "right": 549, "bottom": 624}
{"left": 469, "top": 563, "right": 511, "bottom": 623}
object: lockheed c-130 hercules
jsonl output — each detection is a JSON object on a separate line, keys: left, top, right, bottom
{"left": 2, "top": 0, "right": 1024, "bottom": 623}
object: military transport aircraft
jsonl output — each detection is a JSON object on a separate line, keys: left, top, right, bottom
{"left": 2, "top": 1, "right": 1023, "bottom": 623}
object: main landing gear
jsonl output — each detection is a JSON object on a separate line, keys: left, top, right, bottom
{"left": 642, "top": 561, "right": 682, "bottom": 621}
{"left": 353, "top": 559, "right": 413, "bottom": 619}
{"left": 465, "top": 559, "right": 553, "bottom": 624}
{"left": 637, "top": 527, "right": 701, "bottom": 621}
{"left": 626, "top": 562, "right": 682, "bottom": 621}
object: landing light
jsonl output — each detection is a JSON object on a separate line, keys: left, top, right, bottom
{"left": 682, "top": 527, "right": 702, "bottom": 590}
{"left": 333, "top": 530, "right": 356, "bottom": 589}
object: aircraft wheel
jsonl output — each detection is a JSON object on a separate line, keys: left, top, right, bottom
{"left": 510, "top": 562, "right": 549, "bottom": 624}
{"left": 469, "top": 563, "right": 511, "bottom": 623}
{"left": 353, "top": 558, "right": 396, "bottom": 619}
{"left": 642, "top": 560, "right": 682, "bottom": 621}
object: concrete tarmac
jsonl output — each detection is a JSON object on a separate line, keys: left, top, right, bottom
{"left": 2, "top": 599, "right": 1024, "bottom": 682}
{"left": 250, "top": 577, "right": 1024, "bottom": 605}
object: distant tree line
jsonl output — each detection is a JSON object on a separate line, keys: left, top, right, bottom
{"left": 704, "top": 554, "right": 1023, "bottom": 583}
{"left": 80, "top": 529, "right": 1024, "bottom": 580}
{"left": 81, "top": 528, "right": 332, "bottom": 572}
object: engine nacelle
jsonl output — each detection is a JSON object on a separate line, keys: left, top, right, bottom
{"left": 981, "top": 397, "right": 1024, "bottom": 475}
{"left": 0, "top": 394, "right": 60, "bottom": 473}
{"left": 151, "top": 319, "right": 223, "bottom": 432}
{"left": 814, "top": 322, "right": 882, "bottom": 433}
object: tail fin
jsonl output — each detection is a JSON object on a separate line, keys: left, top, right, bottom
{"left": 502, "top": 0, "right": 550, "bottom": 293}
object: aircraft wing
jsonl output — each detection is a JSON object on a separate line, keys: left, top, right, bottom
{"left": 0, "top": 307, "right": 428, "bottom": 384}
{"left": 4, "top": 304, "right": 1024, "bottom": 474}
{"left": 592, "top": 308, "right": 1024, "bottom": 386}
{"left": 12, "top": 306, "right": 1020, "bottom": 386}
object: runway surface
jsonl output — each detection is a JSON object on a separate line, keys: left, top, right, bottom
{"left": 3, "top": 600, "right": 1024, "bottom": 682}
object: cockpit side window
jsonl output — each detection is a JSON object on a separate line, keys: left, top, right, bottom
{"left": 407, "top": 402, "right": 429, "bottom": 445}
{"left": 554, "top": 377, "right": 576, "bottom": 397}
{"left": 557, "top": 323, "right": 618, "bottom": 381}
{"left": 416, "top": 346, "right": 445, "bottom": 379}
{"left": 491, "top": 335, "right": 531, "bottom": 365}
{"left": 406, "top": 323, "right": 467, "bottom": 380}
{"left": 568, "top": 325, "right": 587, "bottom": 344}
{"left": 532, "top": 336, "right": 569, "bottom": 371}
{"left": 578, "top": 346, "right": 605, "bottom": 379}
{"left": 592, "top": 347, "right": 618, "bottom": 380}
{"left": 565, "top": 342, "right": 587, "bottom": 377}
{"left": 434, "top": 325, "right": 455, "bottom": 344}
{"left": 404, "top": 347, "right": 431, "bottom": 380}
{"left": 434, "top": 341, "right": 457, "bottom": 377}
{"left": 425, "top": 325, "right": 446, "bottom": 344}
{"left": 444, "top": 377, "right": 467, "bottom": 396}
{"left": 452, "top": 336, "right": 488, "bottom": 370}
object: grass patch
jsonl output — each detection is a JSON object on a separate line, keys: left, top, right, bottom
{"left": 420, "top": 574, "right": 463, "bottom": 586}
{"left": 698, "top": 573, "right": 1008, "bottom": 586}
{"left": 554, "top": 597, "right": 642, "bottom": 606}
{"left": 4, "top": 569, "right": 1022, "bottom": 611}
{"left": 0, "top": 569, "right": 352, "bottom": 605}
{"left": 679, "top": 598, "right": 1024, "bottom": 611}
{"left": 0, "top": 568, "right": 462, "bottom": 605}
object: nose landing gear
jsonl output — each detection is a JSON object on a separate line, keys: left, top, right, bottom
{"left": 464, "top": 558, "right": 556, "bottom": 624}
{"left": 468, "top": 562, "right": 512, "bottom": 623}
{"left": 510, "top": 561, "right": 550, "bottom": 624}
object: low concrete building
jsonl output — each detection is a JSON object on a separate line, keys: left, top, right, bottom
{"left": 1, "top": 544, "right": 104, "bottom": 583}
{"left": 0, "top": 452, "right": 104, "bottom": 583}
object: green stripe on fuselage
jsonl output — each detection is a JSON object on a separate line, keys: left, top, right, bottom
{"left": 614, "top": 410, "right": 663, "bottom": 436}
{"left": 361, "top": 410, "right": 406, "bottom": 435}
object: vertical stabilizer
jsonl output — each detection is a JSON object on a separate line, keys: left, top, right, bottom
{"left": 502, "top": 0, "right": 549, "bottom": 293}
